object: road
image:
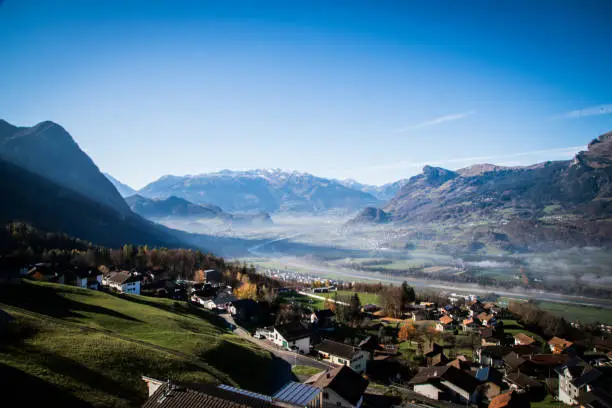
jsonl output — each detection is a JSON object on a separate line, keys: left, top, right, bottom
{"left": 298, "top": 291, "right": 349, "bottom": 306}
{"left": 219, "top": 313, "right": 332, "bottom": 371}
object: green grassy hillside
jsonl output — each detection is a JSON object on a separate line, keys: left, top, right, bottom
{"left": 0, "top": 280, "right": 287, "bottom": 407}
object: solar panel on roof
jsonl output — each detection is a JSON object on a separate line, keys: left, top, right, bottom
{"left": 218, "top": 384, "right": 273, "bottom": 402}
{"left": 273, "top": 382, "right": 321, "bottom": 406}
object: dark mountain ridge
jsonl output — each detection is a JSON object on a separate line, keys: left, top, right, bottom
{"left": 0, "top": 120, "right": 130, "bottom": 215}
{"left": 0, "top": 158, "right": 186, "bottom": 248}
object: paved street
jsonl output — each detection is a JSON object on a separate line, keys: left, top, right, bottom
{"left": 220, "top": 313, "right": 332, "bottom": 371}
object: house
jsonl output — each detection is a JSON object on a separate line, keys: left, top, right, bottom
{"left": 481, "top": 327, "right": 503, "bottom": 346}
{"left": 514, "top": 333, "right": 536, "bottom": 346}
{"left": 142, "top": 376, "right": 320, "bottom": 408}
{"left": 424, "top": 343, "right": 448, "bottom": 367}
{"left": 305, "top": 365, "right": 369, "bottom": 408}
{"left": 315, "top": 339, "right": 370, "bottom": 373}
{"left": 447, "top": 355, "right": 471, "bottom": 371}
{"left": 478, "top": 345, "right": 537, "bottom": 368}
{"left": 102, "top": 271, "right": 141, "bottom": 295}
{"left": 65, "top": 267, "right": 102, "bottom": 290}
{"left": 27, "top": 263, "right": 64, "bottom": 284}
{"left": 475, "top": 367, "right": 505, "bottom": 401}
{"left": 557, "top": 357, "right": 612, "bottom": 406}
{"left": 436, "top": 315, "right": 455, "bottom": 332}
{"left": 503, "top": 352, "right": 533, "bottom": 375}
{"left": 310, "top": 309, "right": 335, "bottom": 328}
{"left": 357, "top": 336, "right": 383, "bottom": 356}
{"left": 462, "top": 317, "right": 480, "bottom": 332}
{"left": 504, "top": 372, "right": 544, "bottom": 399}
{"left": 548, "top": 336, "right": 574, "bottom": 354}
{"left": 198, "top": 290, "right": 236, "bottom": 311}
{"left": 488, "top": 391, "right": 528, "bottom": 408}
{"left": 273, "top": 322, "right": 312, "bottom": 354}
{"left": 254, "top": 326, "right": 275, "bottom": 341}
{"left": 477, "top": 312, "right": 496, "bottom": 327}
{"left": 581, "top": 387, "right": 612, "bottom": 408}
{"left": 408, "top": 365, "right": 481, "bottom": 405}
{"left": 524, "top": 354, "right": 569, "bottom": 379}
{"left": 228, "top": 299, "right": 259, "bottom": 321}
{"left": 478, "top": 346, "right": 511, "bottom": 368}
{"left": 469, "top": 300, "right": 487, "bottom": 317}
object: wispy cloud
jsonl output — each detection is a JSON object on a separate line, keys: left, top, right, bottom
{"left": 365, "top": 145, "right": 584, "bottom": 171}
{"left": 555, "top": 104, "right": 612, "bottom": 119}
{"left": 396, "top": 110, "right": 476, "bottom": 132}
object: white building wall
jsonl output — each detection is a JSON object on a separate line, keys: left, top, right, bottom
{"left": 413, "top": 384, "right": 440, "bottom": 400}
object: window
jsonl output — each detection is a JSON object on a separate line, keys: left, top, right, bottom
{"left": 336, "top": 402, "right": 341, "bottom": 406}
{"left": 323, "top": 392, "right": 328, "bottom": 399}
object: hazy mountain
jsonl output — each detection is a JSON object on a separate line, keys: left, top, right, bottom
{"left": 336, "top": 178, "right": 409, "bottom": 201}
{"left": 126, "top": 194, "right": 273, "bottom": 226}
{"left": 0, "top": 120, "right": 131, "bottom": 215}
{"left": 139, "top": 169, "right": 379, "bottom": 213}
{"left": 126, "top": 195, "right": 223, "bottom": 218}
{"left": 104, "top": 173, "right": 137, "bottom": 197}
{"left": 354, "top": 131, "right": 612, "bottom": 234}
{"left": 0, "top": 158, "right": 186, "bottom": 248}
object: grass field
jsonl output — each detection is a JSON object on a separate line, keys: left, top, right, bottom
{"left": 320, "top": 290, "right": 381, "bottom": 306}
{"left": 291, "top": 365, "right": 322, "bottom": 378}
{"left": 536, "top": 301, "right": 612, "bottom": 325}
{"left": 501, "top": 319, "right": 546, "bottom": 346}
{"left": 0, "top": 280, "right": 287, "bottom": 407}
{"left": 278, "top": 292, "right": 325, "bottom": 310}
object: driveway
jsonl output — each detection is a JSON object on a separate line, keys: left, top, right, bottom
{"left": 220, "top": 313, "right": 332, "bottom": 371}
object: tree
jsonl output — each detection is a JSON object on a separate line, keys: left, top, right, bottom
{"left": 398, "top": 323, "right": 416, "bottom": 344}
{"left": 401, "top": 281, "right": 416, "bottom": 309}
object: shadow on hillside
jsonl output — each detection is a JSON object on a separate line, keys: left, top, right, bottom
{"left": 0, "top": 282, "right": 142, "bottom": 322}
{"left": 0, "top": 363, "right": 93, "bottom": 407}
{"left": 199, "top": 340, "right": 292, "bottom": 394}
{"left": 12, "top": 344, "right": 140, "bottom": 403}
{"left": 117, "top": 293, "right": 228, "bottom": 330}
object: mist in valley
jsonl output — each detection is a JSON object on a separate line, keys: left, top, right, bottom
{"left": 156, "top": 213, "right": 612, "bottom": 302}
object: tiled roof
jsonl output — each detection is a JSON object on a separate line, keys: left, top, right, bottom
{"left": 142, "top": 383, "right": 273, "bottom": 408}
{"left": 513, "top": 333, "right": 535, "bottom": 345}
{"left": 548, "top": 337, "right": 573, "bottom": 349}
{"left": 488, "top": 391, "right": 514, "bottom": 408}
{"left": 316, "top": 339, "right": 359, "bottom": 360}
{"left": 106, "top": 271, "right": 134, "bottom": 285}
{"left": 306, "top": 365, "right": 368, "bottom": 406}
{"left": 439, "top": 315, "right": 454, "bottom": 325}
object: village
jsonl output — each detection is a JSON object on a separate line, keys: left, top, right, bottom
{"left": 20, "top": 262, "right": 612, "bottom": 408}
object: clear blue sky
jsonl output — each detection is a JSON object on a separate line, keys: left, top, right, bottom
{"left": 1, "top": 0, "right": 611, "bottom": 188}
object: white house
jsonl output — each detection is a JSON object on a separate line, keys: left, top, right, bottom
{"left": 273, "top": 322, "right": 312, "bottom": 354}
{"left": 102, "top": 271, "right": 141, "bottom": 295}
{"left": 315, "top": 339, "right": 370, "bottom": 374}
{"left": 305, "top": 365, "right": 369, "bottom": 408}
{"left": 408, "top": 366, "right": 480, "bottom": 405}
{"left": 71, "top": 268, "right": 103, "bottom": 290}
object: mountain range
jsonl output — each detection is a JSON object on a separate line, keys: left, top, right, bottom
{"left": 352, "top": 131, "right": 612, "bottom": 245}
{"left": 134, "top": 169, "right": 380, "bottom": 213}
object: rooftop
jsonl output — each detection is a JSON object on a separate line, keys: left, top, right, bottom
{"left": 305, "top": 365, "right": 368, "bottom": 406}
{"left": 315, "top": 339, "right": 359, "bottom": 360}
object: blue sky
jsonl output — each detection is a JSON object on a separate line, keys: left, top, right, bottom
{"left": 1, "top": 0, "right": 611, "bottom": 188}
